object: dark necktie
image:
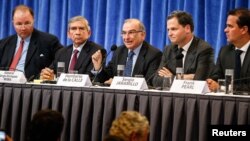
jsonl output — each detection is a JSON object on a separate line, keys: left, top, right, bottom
{"left": 234, "top": 49, "right": 243, "bottom": 80}
{"left": 176, "top": 48, "right": 184, "bottom": 68}
{"left": 69, "top": 49, "right": 79, "bottom": 71}
{"left": 10, "top": 40, "right": 24, "bottom": 71}
{"left": 124, "top": 51, "right": 135, "bottom": 76}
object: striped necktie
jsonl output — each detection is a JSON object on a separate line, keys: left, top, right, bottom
{"left": 124, "top": 51, "right": 135, "bottom": 76}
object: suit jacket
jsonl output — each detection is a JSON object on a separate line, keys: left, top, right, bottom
{"left": 51, "top": 40, "right": 103, "bottom": 79}
{"left": 94, "top": 41, "right": 162, "bottom": 85}
{"left": 209, "top": 44, "right": 250, "bottom": 92}
{"left": 0, "top": 29, "right": 63, "bottom": 80}
{"left": 153, "top": 36, "right": 214, "bottom": 87}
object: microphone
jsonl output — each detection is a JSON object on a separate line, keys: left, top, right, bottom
{"left": 92, "top": 44, "right": 118, "bottom": 84}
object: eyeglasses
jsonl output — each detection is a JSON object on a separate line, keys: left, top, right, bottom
{"left": 14, "top": 22, "right": 33, "bottom": 28}
{"left": 121, "top": 30, "right": 143, "bottom": 37}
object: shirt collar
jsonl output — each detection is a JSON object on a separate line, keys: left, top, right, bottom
{"left": 128, "top": 43, "right": 143, "bottom": 55}
{"left": 18, "top": 35, "right": 31, "bottom": 43}
{"left": 179, "top": 37, "right": 193, "bottom": 52}
{"left": 72, "top": 40, "right": 87, "bottom": 53}
{"left": 235, "top": 40, "right": 250, "bottom": 53}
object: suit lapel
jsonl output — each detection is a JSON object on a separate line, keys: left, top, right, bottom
{"left": 184, "top": 37, "right": 198, "bottom": 73}
{"left": 133, "top": 43, "right": 147, "bottom": 76}
{"left": 74, "top": 42, "right": 91, "bottom": 70}
{"left": 241, "top": 44, "right": 250, "bottom": 75}
{"left": 25, "top": 31, "right": 38, "bottom": 68}
{"left": 65, "top": 47, "right": 73, "bottom": 72}
{"left": 5, "top": 37, "right": 18, "bottom": 66}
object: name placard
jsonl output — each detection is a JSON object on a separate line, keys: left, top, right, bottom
{"left": 110, "top": 76, "right": 148, "bottom": 90}
{"left": 57, "top": 73, "right": 92, "bottom": 87}
{"left": 0, "top": 71, "right": 27, "bottom": 84}
{"left": 170, "top": 79, "right": 210, "bottom": 94}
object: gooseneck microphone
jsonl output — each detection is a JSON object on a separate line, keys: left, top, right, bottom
{"left": 92, "top": 44, "right": 118, "bottom": 84}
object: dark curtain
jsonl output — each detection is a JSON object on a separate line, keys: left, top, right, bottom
{"left": 0, "top": 0, "right": 250, "bottom": 61}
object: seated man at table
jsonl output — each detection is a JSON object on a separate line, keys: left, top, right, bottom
{"left": 108, "top": 111, "right": 149, "bottom": 141}
{"left": 0, "top": 5, "right": 63, "bottom": 80}
{"left": 91, "top": 18, "right": 162, "bottom": 85}
{"left": 207, "top": 8, "right": 250, "bottom": 93}
{"left": 26, "top": 109, "right": 64, "bottom": 141}
{"left": 153, "top": 11, "right": 214, "bottom": 88}
{"left": 40, "top": 16, "right": 104, "bottom": 80}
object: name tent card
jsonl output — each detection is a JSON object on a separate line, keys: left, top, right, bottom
{"left": 170, "top": 79, "right": 210, "bottom": 94}
{"left": 110, "top": 76, "right": 148, "bottom": 90}
{"left": 57, "top": 73, "right": 92, "bottom": 87}
{"left": 0, "top": 71, "right": 27, "bottom": 84}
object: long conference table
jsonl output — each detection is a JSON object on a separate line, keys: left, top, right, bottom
{"left": 0, "top": 83, "right": 249, "bottom": 141}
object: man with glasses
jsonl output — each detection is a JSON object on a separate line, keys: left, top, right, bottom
{"left": 0, "top": 5, "right": 62, "bottom": 80}
{"left": 92, "top": 18, "right": 162, "bottom": 85}
{"left": 153, "top": 11, "right": 214, "bottom": 88}
{"left": 40, "top": 16, "right": 103, "bottom": 80}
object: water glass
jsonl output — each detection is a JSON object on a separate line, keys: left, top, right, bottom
{"left": 217, "top": 79, "right": 225, "bottom": 93}
{"left": 162, "top": 76, "right": 172, "bottom": 91}
{"left": 117, "top": 65, "right": 125, "bottom": 76}
{"left": 176, "top": 67, "right": 184, "bottom": 80}
{"left": 225, "top": 69, "right": 234, "bottom": 94}
{"left": 57, "top": 62, "right": 65, "bottom": 79}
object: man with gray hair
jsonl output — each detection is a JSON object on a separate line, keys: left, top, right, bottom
{"left": 40, "top": 16, "right": 103, "bottom": 80}
{"left": 92, "top": 18, "right": 162, "bottom": 85}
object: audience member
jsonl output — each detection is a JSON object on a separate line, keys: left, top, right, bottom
{"left": 153, "top": 11, "right": 214, "bottom": 87}
{"left": 109, "top": 111, "right": 149, "bottom": 141}
{"left": 92, "top": 18, "right": 162, "bottom": 85}
{"left": 40, "top": 16, "right": 103, "bottom": 80}
{"left": 207, "top": 8, "right": 250, "bottom": 92}
{"left": 103, "top": 135, "right": 124, "bottom": 141}
{"left": 26, "top": 109, "right": 64, "bottom": 141}
{"left": 0, "top": 5, "right": 63, "bottom": 80}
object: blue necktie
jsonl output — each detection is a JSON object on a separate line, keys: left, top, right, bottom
{"left": 234, "top": 49, "right": 243, "bottom": 80}
{"left": 124, "top": 51, "right": 135, "bottom": 76}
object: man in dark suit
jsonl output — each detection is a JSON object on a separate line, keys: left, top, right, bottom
{"left": 0, "top": 5, "right": 62, "bottom": 80}
{"left": 153, "top": 11, "right": 214, "bottom": 88}
{"left": 207, "top": 8, "right": 250, "bottom": 93}
{"left": 91, "top": 19, "right": 162, "bottom": 85}
{"left": 40, "top": 16, "right": 103, "bottom": 80}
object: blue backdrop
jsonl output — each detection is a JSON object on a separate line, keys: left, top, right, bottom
{"left": 0, "top": 0, "right": 250, "bottom": 61}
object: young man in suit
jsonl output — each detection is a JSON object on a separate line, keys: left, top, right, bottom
{"left": 0, "top": 5, "right": 63, "bottom": 80}
{"left": 91, "top": 19, "right": 162, "bottom": 85}
{"left": 207, "top": 8, "right": 250, "bottom": 93}
{"left": 40, "top": 16, "right": 103, "bottom": 80}
{"left": 153, "top": 11, "right": 214, "bottom": 87}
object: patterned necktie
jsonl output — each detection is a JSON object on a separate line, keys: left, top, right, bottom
{"left": 176, "top": 48, "right": 184, "bottom": 68}
{"left": 9, "top": 40, "right": 24, "bottom": 71}
{"left": 69, "top": 49, "right": 79, "bottom": 71}
{"left": 234, "top": 49, "right": 243, "bottom": 80}
{"left": 124, "top": 51, "right": 135, "bottom": 76}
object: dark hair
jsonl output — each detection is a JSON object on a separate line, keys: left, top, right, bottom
{"left": 228, "top": 8, "right": 250, "bottom": 34}
{"left": 167, "top": 10, "right": 194, "bottom": 32}
{"left": 12, "top": 5, "right": 34, "bottom": 19}
{"left": 27, "top": 109, "right": 64, "bottom": 141}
